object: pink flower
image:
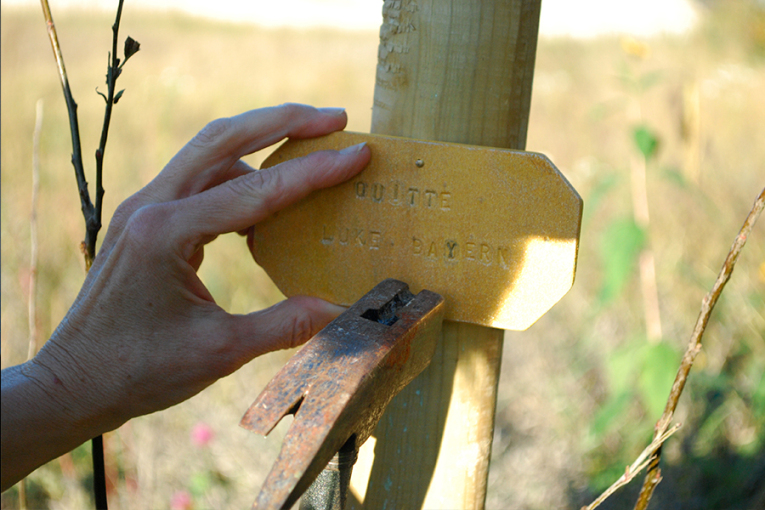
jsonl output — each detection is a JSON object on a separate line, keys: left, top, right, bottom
{"left": 191, "top": 422, "right": 214, "bottom": 448}
{"left": 170, "top": 490, "right": 193, "bottom": 510}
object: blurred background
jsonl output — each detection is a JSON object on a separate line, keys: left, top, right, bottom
{"left": 1, "top": 0, "right": 764, "bottom": 508}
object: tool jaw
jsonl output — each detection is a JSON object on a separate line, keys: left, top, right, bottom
{"left": 240, "top": 279, "right": 444, "bottom": 509}
{"left": 338, "top": 283, "right": 444, "bottom": 447}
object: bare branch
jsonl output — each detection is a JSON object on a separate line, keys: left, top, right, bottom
{"left": 39, "top": 0, "right": 136, "bottom": 269}
{"left": 581, "top": 187, "right": 764, "bottom": 510}
{"left": 39, "top": 0, "right": 95, "bottom": 268}
{"left": 633, "top": 186, "right": 765, "bottom": 510}
{"left": 582, "top": 423, "right": 682, "bottom": 510}
{"left": 27, "top": 99, "right": 43, "bottom": 361}
{"left": 94, "top": 0, "right": 127, "bottom": 257}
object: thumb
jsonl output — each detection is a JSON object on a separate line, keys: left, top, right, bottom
{"left": 232, "top": 296, "right": 346, "bottom": 359}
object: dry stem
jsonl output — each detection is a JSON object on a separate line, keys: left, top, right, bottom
{"left": 582, "top": 186, "right": 765, "bottom": 510}
{"left": 27, "top": 99, "right": 43, "bottom": 361}
{"left": 20, "top": 97, "right": 44, "bottom": 510}
{"left": 633, "top": 186, "right": 765, "bottom": 510}
{"left": 39, "top": 0, "right": 95, "bottom": 266}
{"left": 39, "top": 0, "right": 133, "bottom": 269}
{"left": 582, "top": 423, "right": 682, "bottom": 510}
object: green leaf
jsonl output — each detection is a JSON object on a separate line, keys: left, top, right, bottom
{"left": 606, "top": 339, "right": 645, "bottom": 395}
{"left": 583, "top": 173, "right": 619, "bottom": 224}
{"left": 189, "top": 471, "right": 211, "bottom": 498}
{"left": 114, "top": 89, "right": 125, "bottom": 104}
{"left": 638, "top": 342, "right": 680, "bottom": 418}
{"left": 752, "top": 371, "right": 765, "bottom": 419}
{"left": 633, "top": 125, "right": 659, "bottom": 160}
{"left": 591, "top": 391, "right": 634, "bottom": 437}
{"left": 598, "top": 217, "right": 645, "bottom": 303}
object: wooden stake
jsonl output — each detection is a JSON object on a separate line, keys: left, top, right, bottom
{"left": 352, "top": 1, "right": 542, "bottom": 507}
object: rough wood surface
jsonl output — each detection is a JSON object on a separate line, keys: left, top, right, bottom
{"left": 350, "top": 1, "right": 543, "bottom": 508}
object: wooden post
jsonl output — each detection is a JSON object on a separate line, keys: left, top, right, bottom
{"left": 354, "top": 1, "right": 542, "bottom": 507}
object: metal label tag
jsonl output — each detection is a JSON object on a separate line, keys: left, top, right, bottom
{"left": 251, "top": 131, "right": 582, "bottom": 330}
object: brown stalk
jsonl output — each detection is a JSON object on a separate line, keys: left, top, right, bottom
{"left": 39, "top": 0, "right": 95, "bottom": 267}
{"left": 20, "top": 98, "right": 44, "bottom": 510}
{"left": 582, "top": 186, "right": 765, "bottom": 510}
{"left": 28, "top": 99, "right": 43, "bottom": 361}
{"left": 581, "top": 423, "right": 681, "bottom": 510}
{"left": 633, "top": 186, "right": 765, "bottom": 510}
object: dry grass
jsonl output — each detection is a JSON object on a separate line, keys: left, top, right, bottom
{"left": 2, "top": 4, "right": 764, "bottom": 509}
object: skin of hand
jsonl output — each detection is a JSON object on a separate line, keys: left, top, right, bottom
{"left": 0, "top": 103, "right": 371, "bottom": 492}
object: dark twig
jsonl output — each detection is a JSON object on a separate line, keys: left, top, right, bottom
{"left": 39, "top": 0, "right": 94, "bottom": 266}
{"left": 632, "top": 186, "right": 765, "bottom": 510}
{"left": 95, "top": 2, "right": 140, "bottom": 241}
{"left": 39, "top": 1, "right": 138, "bottom": 508}
{"left": 92, "top": 434, "right": 107, "bottom": 510}
{"left": 39, "top": 0, "right": 137, "bottom": 269}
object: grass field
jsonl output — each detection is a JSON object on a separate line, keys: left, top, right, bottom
{"left": 2, "top": 3, "right": 764, "bottom": 509}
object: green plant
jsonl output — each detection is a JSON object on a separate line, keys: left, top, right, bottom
{"left": 583, "top": 38, "right": 765, "bottom": 509}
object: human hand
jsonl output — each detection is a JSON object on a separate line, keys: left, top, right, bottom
{"left": 30, "top": 103, "right": 370, "bottom": 434}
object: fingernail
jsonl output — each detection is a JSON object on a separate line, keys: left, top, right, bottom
{"left": 339, "top": 142, "right": 367, "bottom": 155}
{"left": 318, "top": 107, "right": 346, "bottom": 116}
{"left": 323, "top": 303, "right": 347, "bottom": 318}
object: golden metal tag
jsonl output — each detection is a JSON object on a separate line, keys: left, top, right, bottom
{"left": 252, "top": 131, "right": 582, "bottom": 330}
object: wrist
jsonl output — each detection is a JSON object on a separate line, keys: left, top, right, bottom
{"left": 1, "top": 358, "right": 119, "bottom": 491}
{"left": 30, "top": 327, "right": 127, "bottom": 438}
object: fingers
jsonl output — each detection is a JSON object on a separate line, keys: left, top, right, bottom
{"left": 93, "top": 104, "right": 352, "bottom": 265}
{"left": 93, "top": 159, "right": 258, "bottom": 267}
{"left": 194, "top": 159, "right": 259, "bottom": 194}
{"left": 148, "top": 104, "right": 349, "bottom": 203}
{"left": 230, "top": 296, "right": 346, "bottom": 360}
{"left": 171, "top": 142, "right": 370, "bottom": 260}
{"left": 188, "top": 246, "right": 205, "bottom": 272}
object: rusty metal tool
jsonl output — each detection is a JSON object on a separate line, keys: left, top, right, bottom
{"left": 240, "top": 278, "right": 445, "bottom": 509}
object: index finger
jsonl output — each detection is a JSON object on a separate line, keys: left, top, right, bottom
{"left": 169, "top": 141, "right": 371, "bottom": 261}
{"left": 146, "top": 103, "right": 349, "bottom": 203}
{"left": 91, "top": 104, "right": 349, "bottom": 276}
